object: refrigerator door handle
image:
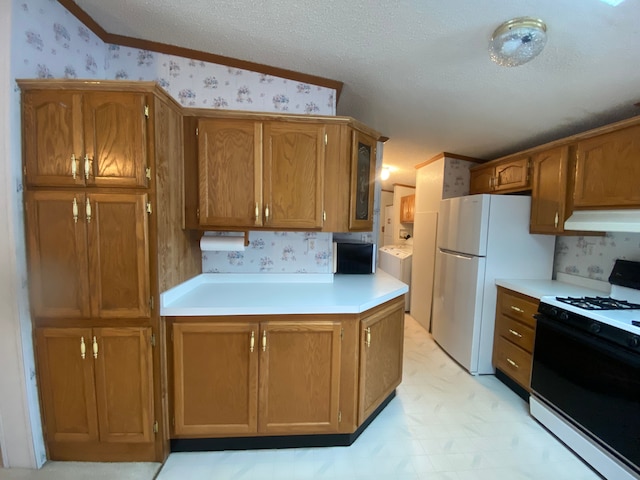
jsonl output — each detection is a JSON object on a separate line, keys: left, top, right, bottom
{"left": 439, "top": 248, "right": 477, "bottom": 260}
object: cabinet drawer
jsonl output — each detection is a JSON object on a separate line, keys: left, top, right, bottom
{"left": 498, "top": 289, "right": 537, "bottom": 328}
{"left": 496, "top": 314, "right": 535, "bottom": 353}
{"left": 494, "top": 337, "right": 532, "bottom": 390}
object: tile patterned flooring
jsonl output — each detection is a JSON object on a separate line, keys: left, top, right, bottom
{"left": 156, "top": 315, "right": 602, "bottom": 480}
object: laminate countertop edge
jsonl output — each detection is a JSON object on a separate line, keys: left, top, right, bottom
{"left": 160, "top": 270, "right": 408, "bottom": 316}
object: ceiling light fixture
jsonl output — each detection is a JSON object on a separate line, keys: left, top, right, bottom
{"left": 489, "top": 17, "right": 547, "bottom": 67}
{"left": 380, "top": 167, "right": 391, "bottom": 181}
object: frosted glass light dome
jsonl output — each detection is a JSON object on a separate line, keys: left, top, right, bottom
{"left": 489, "top": 17, "right": 547, "bottom": 67}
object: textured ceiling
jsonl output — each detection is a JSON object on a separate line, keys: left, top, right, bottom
{"left": 74, "top": 0, "right": 640, "bottom": 189}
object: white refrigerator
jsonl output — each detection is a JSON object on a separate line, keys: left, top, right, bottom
{"left": 431, "top": 194, "right": 555, "bottom": 375}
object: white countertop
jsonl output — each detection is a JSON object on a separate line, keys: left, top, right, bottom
{"left": 496, "top": 272, "right": 610, "bottom": 300}
{"left": 160, "top": 271, "right": 408, "bottom": 316}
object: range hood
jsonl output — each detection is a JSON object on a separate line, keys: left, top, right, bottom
{"left": 564, "top": 209, "right": 640, "bottom": 233}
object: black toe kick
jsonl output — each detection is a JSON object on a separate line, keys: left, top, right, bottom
{"left": 171, "top": 390, "right": 395, "bottom": 452}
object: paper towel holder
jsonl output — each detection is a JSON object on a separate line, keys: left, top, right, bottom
{"left": 199, "top": 230, "right": 250, "bottom": 246}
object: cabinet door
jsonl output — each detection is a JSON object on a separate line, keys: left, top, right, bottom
{"left": 93, "top": 327, "right": 154, "bottom": 443}
{"left": 35, "top": 328, "right": 99, "bottom": 444}
{"left": 530, "top": 146, "right": 569, "bottom": 234}
{"left": 25, "top": 191, "right": 90, "bottom": 319}
{"left": 22, "top": 90, "right": 84, "bottom": 187}
{"left": 349, "top": 130, "right": 376, "bottom": 231}
{"left": 172, "top": 323, "right": 259, "bottom": 436}
{"left": 264, "top": 122, "right": 325, "bottom": 229}
{"left": 87, "top": 193, "right": 150, "bottom": 319}
{"left": 494, "top": 156, "right": 530, "bottom": 192}
{"left": 469, "top": 164, "right": 494, "bottom": 194}
{"left": 259, "top": 321, "right": 341, "bottom": 434}
{"left": 359, "top": 300, "right": 404, "bottom": 423}
{"left": 83, "top": 92, "right": 148, "bottom": 188}
{"left": 198, "top": 119, "right": 262, "bottom": 227}
{"left": 574, "top": 125, "right": 640, "bottom": 207}
{"left": 400, "top": 194, "right": 415, "bottom": 223}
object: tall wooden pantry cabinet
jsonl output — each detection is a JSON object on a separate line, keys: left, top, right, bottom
{"left": 19, "top": 80, "right": 201, "bottom": 462}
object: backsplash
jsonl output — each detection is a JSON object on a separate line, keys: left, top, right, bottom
{"left": 201, "top": 232, "right": 333, "bottom": 274}
{"left": 554, "top": 233, "right": 640, "bottom": 281}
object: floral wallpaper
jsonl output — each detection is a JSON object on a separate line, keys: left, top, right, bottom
{"left": 11, "top": 0, "right": 338, "bottom": 275}
{"left": 554, "top": 233, "right": 640, "bottom": 281}
{"left": 442, "top": 158, "right": 475, "bottom": 199}
{"left": 201, "top": 232, "right": 333, "bottom": 274}
{"left": 11, "top": 0, "right": 638, "bottom": 280}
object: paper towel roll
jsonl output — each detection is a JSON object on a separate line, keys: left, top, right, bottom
{"left": 200, "top": 235, "right": 246, "bottom": 251}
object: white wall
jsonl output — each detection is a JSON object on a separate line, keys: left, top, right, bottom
{"left": 0, "top": 0, "right": 39, "bottom": 469}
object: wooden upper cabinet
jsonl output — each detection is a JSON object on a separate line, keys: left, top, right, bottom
{"left": 259, "top": 321, "right": 341, "bottom": 434}
{"left": 469, "top": 164, "right": 495, "bottom": 194}
{"left": 264, "top": 122, "right": 325, "bottom": 229}
{"left": 494, "top": 156, "right": 530, "bottom": 192}
{"left": 93, "top": 327, "right": 154, "bottom": 443}
{"left": 23, "top": 91, "right": 84, "bottom": 187}
{"left": 400, "top": 194, "right": 415, "bottom": 223}
{"left": 359, "top": 299, "right": 404, "bottom": 424}
{"left": 197, "top": 119, "right": 262, "bottom": 228}
{"left": 530, "top": 146, "right": 569, "bottom": 234}
{"left": 83, "top": 92, "right": 149, "bottom": 188}
{"left": 574, "top": 124, "right": 640, "bottom": 208}
{"left": 349, "top": 130, "right": 376, "bottom": 231}
{"left": 469, "top": 156, "right": 531, "bottom": 194}
{"left": 25, "top": 191, "right": 150, "bottom": 320}
{"left": 35, "top": 327, "right": 99, "bottom": 444}
{"left": 172, "top": 322, "right": 259, "bottom": 436}
{"left": 22, "top": 90, "right": 149, "bottom": 188}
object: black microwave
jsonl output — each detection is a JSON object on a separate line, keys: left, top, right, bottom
{"left": 332, "top": 242, "right": 376, "bottom": 274}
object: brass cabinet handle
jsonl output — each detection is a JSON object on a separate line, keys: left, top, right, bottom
{"left": 255, "top": 203, "right": 260, "bottom": 223}
{"left": 264, "top": 205, "right": 270, "bottom": 223}
{"left": 92, "top": 336, "right": 98, "bottom": 359}
{"left": 250, "top": 331, "right": 255, "bottom": 353}
{"left": 71, "top": 154, "right": 77, "bottom": 179}
{"left": 262, "top": 330, "right": 267, "bottom": 352}
{"left": 365, "top": 327, "right": 371, "bottom": 348}
{"left": 80, "top": 336, "right": 86, "bottom": 359}
{"left": 510, "top": 305, "right": 524, "bottom": 314}
{"left": 84, "top": 155, "right": 91, "bottom": 180}
{"left": 85, "top": 198, "right": 92, "bottom": 223}
{"left": 72, "top": 197, "right": 79, "bottom": 223}
{"left": 506, "top": 358, "right": 519, "bottom": 369}
{"left": 508, "top": 329, "right": 523, "bottom": 338}
{"left": 554, "top": 211, "right": 559, "bottom": 229}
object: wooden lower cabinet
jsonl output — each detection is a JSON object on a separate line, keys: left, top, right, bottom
{"left": 35, "top": 326, "right": 155, "bottom": 460}
{"left": 359, "top": 300, "right": 404, "bottom": 423}
{"left": 172, "top": 322, "right": 259, "bottom": 436}
{"left": 172, "top": 320, "right": 342, "bottom": 436}
{"left": 492, "top": 287, "right": 539, "bottom": 392}
{"left": 169, "top": 296, "right": 405, "bottom": 441}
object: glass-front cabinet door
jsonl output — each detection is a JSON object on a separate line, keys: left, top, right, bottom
{"left": 349, "top": 130, "right": 376, "bottom": 231}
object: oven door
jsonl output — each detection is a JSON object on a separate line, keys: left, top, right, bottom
{"left": 531, "top": 313, "right": 640, "bottom": 471}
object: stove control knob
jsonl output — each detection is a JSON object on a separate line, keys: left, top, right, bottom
{"left": 559, "top": 311, "right": 569, "bottom": 321}
{"left": 550, "top": 307, "right": 558, "bottom": 317}
{"left": 589, "top": 322, "right": 601, "bottom": 334}
{"left": 629, "top": 336, "right": 640, "bottom": 348}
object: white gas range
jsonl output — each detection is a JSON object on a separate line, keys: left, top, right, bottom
{"left": 530, "top": 259, "right": 640, "bottom": 480}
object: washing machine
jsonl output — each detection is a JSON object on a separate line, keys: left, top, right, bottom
{"left": 378, "top": 245, "right": 412, "bottom": 311}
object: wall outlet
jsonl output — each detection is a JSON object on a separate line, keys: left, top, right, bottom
{"left": 308, "top": 239, "right": 315, "bottom": 250}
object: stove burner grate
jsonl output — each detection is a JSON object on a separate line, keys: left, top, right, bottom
{"left": 556, "top": 296, "right": 640, "bottom": 310}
